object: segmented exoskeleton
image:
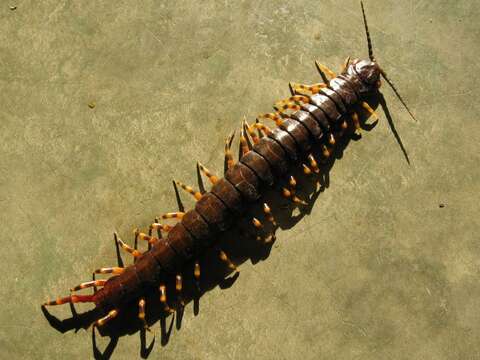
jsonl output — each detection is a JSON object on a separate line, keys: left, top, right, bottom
{"left": 43, "top": 2, "right": 414, "bottom": 336}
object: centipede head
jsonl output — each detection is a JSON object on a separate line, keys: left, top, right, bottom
{"left": 353, "top": 59, "right": 381, "bottom": 88}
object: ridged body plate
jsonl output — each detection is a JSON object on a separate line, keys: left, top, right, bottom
{"left": 195, "top": 192, "right": 232, "bottom": 232}
{"left": 240, "top": 151, "right": 274, "bottom": 186}
{"left": 281, "top": 118, "right": 312, "bottom": 153}
{"left": 268, "top": 128, "right": 298, "bottom": 161}
{"left": 210, "top": 178, "right": 244, "bottom": 215}
{"left": 291, "top": 110, "right": 323, "bottom": 141}
{"left": 225, "top": 163, "right": 261, "bottom": 202}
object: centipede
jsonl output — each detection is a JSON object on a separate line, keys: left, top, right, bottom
{"left": 42, "top": 1, "right": 415, "bottom": 352}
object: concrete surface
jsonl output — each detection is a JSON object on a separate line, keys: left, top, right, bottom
{"left": 1, "top": 0, "right": 479, "bottom": 359}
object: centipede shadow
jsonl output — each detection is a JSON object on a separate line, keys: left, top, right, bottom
{"left": 42, "top": 95, "right": 404, "bottom": 359}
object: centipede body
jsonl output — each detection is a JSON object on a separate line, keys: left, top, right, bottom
{"left": 42, "top": 0, "right": 414, "bottom": 349}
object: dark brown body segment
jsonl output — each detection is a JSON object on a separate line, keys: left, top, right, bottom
{"left": 195, "top": 193, "right": 232, "bottom": 232}
{"left": 253, "top": 137, "right": 289, "bottom": 176}
{"left": 281, "top": 119, "right": 312, "bottom": 153}
{"left": 97, "top": 267, "right": 142, "bottom": 309}
{"left": 210, "top": 178, "right": 244, "bottom": 215}
{"left": 225, "top": 163, "right": 261, "bottom": 202}
{"left": 240, "top": 151, "right": 274, "bottom": 186}
{"left": 329, "top": 77, "right": 358, "bottom": 106}
{"left": 135, "top": 252, "right": 162, "bottom": 286}
{"left": 291, "top": 110, "right": 324, "bottom": 141}
{"left": 300, "top": 103, "right": 331, "bottom": 131}
{"left": 268, "top": 128, "right": 298, "bottom": 161}
{"left": 321, "top": 87, "right": 346, "bottom": 113}
{"left": 310, "top": 93, "right": 342, "bottom": 122}
{"left": 181, "top": 209, "right": 212, "bottom": 241}
{"left": 167, "top": 223, "right": 196, "bottom": 259}
{"left": 150, "top": 239, "right": 180, "bottom": 273}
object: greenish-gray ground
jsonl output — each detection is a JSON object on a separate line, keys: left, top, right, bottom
{"left": 1, "top": 1, "right": 479, "bottom": 359}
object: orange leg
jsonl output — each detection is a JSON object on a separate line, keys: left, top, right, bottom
{"left": 160, "top": 212, "right": 185, "bottom": 220}
{"left": 94, "top": 309, "right": 119, "bottom": 327}
{"left": 174, "top": 180, "right": 202, "bottom": 201}
{"left": 289, "top": 82, "right": 327, "bottom": 95}
{"left": 194, "top": 261, "right": 201, "bottom": 291}
{"left": 307, "top": 154, "right": 320, "bottom": 173}
{"left": 43, "top": 294, "right": 95, "bottom": 306}
{"left": 243, "top": 120, "right": 260, "bottom": 145}
{"left": 159, "top": 284, "right": 174, "bottom": 313}
{"left": 263, "top": 203, "right": 276, "bottom": 226}
{"left": 282, "top": 176, "right": 308, "bottom": 205}
{"left": 274, "top": 102, "right": 302, "bottom": 116}
{"left": 115, "top": 233, "right": 141, "bottom": 258}
{"left": 224, "top": 131, "right": 235, "bottom": 172}
{"left": 219, "top": 249, "right": 238, "bottom": 273}
{"left": 315, "top": 61, "right": 337, "bottom": 81}
{"left": 138, "top": 298, "right": 151, "bottom": 331}
{"left": 257, "top": 112, "right": 284, "bottom": 127}
{"left": 254, "top": 120, "right": 273, "bottom": 137}
{"left": 239, "top": 125, "right": 250, "bottom": 157}
{"left": 361, "top": 101, "right": 379, "bottom": 121}
{"left": 275, "top": 95, "right": 310, "bottom": 108}
{"left": 197, "top": 162, "right": 219, "bottom": 184}
{"left": 136, "top": 231, "right": 160, "bottom": 246}
{"left": 70, "top": 280, "right": 107, "bottom": 292}
{"left": 175, "top": 274, "right": 184, "bottom": 307}
{"left": 340, "top": 56, "right": 351, "bottom": 74}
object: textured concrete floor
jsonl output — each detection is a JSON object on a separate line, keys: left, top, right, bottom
{"left": 1, "top": 0, "right": 479, "bottom": 359}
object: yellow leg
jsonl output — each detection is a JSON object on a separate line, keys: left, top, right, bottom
{"left": 194, "top": 261, "right": 201, "bottom": 290}
{"left": 352, "top": 111, "right": 361, "bottom": 131}
{"left": 289, "top": 82, "right": 327, "bottom": 95}
{"left": 275, "top": 95, "right": 309, "bottom": 109}
{"left": 219, "top": 249, "right": 238, "bottom": 273}
{"left": 175, "top": 274, "right": 184, "bottom": 306}
{"left": 174, "top": 180, "right": 202, "bottom": 201}
{"left": 224, "top": 131, "right": 235, "bottom": 171}
{"left": 115, "top": 233, "right": 141, "bottom": 258}
{"left": 136, "top": 231, "right": 160, "bottom": 245}
{"left": 93, "top": 267, "right": 124, "bottom": 276}
{"left": 149, "top": 222, "right": 172, "bottom": 233}
{"left": 315, "top": 61, "right": 337, "bottom": 80}
{"left": 328, "top": 133, "right": 336, "bottom": 145}
{"left": 252, "top": 217, "right": 263, "bottom": 229}
{"left": 240, "top": 125, "right": 250, "bottom": 157}
{"left": 43, "top": 294, "right": 95, "bottom": 306}
{"left": 138, "top": 298, "right": 151, "bottom": 331}
{"left": 361, "top": 101, "right": 379, "bottom": 121}
{"left": 159, "top": 284, "right": 174, "bottom": 313}
{"left": 160, "top": 212, "right": 185, "bottom": 220}
{"left": 302, "top": 163, "right": 313, "bottom": 175}
{"left": 307, "top": 154, "right": 320, "bottom": 174}
{"left": 254, "top": 121, "right": 273, "bottom": 136}
{"left": 95, "top": 309, "right": 119, "bottom": 327}
{"left": 263, "top": 202, "right": 276, "bottom": 226}
{"left": 283, "top": 176, "right": 308, "bottom": 205}
{"left": 257, "top": 112, "right": 284, "bottom": 127}
{"left": 197, "top": 162, "right": 219, "bottom": 184}
{"left": 322, "top": 145, "right": 331, "bottom": 158}
{"left": 70, "top": 280, "right": 106, "bottom": 292}
{"left": 340, "top": 56, "right": 351, "bottom": 74}
{"left": 274, "top": 102, "right": 302, "bottom": 115}
{"left": 243, "top": 120, "right": 260, "bottom": 145}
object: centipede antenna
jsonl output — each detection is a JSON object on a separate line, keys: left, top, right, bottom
{"left": 381, "top": 70, "right": 417, "bottom": 121}
{"left": 378, "top": 92, "right": 411, "bottom": 165}
{"left": 360, "top": 1, "right": 375, "bottom": 61}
